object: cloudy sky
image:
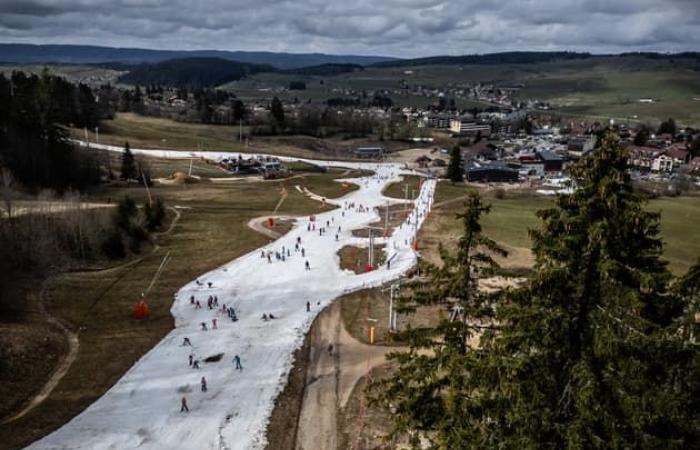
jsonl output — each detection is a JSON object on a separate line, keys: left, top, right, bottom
{"left": 0, "top": 0, "right": 698, "bottom": 57}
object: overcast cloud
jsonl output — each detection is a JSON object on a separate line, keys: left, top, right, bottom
{"left": 0, "top": 0, "right": 698, "bottom": 57}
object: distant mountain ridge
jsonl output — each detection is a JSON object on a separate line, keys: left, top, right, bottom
{"left": 0, "top": 43, "right": 398, "bottom": 69}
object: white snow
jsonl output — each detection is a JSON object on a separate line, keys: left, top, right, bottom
{"left": 27, "top": 143, "right": 435, "bottom": 450}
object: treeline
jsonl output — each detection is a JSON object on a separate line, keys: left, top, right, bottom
{"left": 249, "top": 97, "right": 374, "bottom": 138}
{"left": 371, "top": 51, "right": 592, "bottom": 68}
{"left": 118, "top": 57, "right": 275, "bottom": 89}
{"left": 0, "top": 70, "right": 103, "bottom": 192}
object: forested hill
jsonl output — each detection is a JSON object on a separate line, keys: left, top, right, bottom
{"left": 0, "top": 43, "right": 397, "bottom": 69}
{"left": 370, "top": 51, "right": 593, "bottom": 67}
{"left": 282, "top": 63, "right": 364, "bottom": 76}
{"left": 118, "top": 57, "right": 274, "bottom": 88}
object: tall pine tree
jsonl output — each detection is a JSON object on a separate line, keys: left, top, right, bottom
{"left": 446, "top": 144, "right": 463, "bottom": 182}
{"left": 378, "top": 131, "right": 699, "bottom": 449}
{"left": 120, "top": 141, "right": 136, "bottom": 181}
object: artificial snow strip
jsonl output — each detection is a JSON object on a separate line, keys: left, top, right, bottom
{"left": 27, "top": 143, "right": 436, "bottom": 450}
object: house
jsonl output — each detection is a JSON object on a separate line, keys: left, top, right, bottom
{"left": 628, "top": 146, "right": 658, "bottom": 171}
{"left": 666, "top": 145, "right": 690, "bottom": 166}
{"left": 518, "top": 151, "right": 564, "bottom": 175}
{"left": 651, "top": 152, "right": 674, "bottom": 172}
{"left": 465, "top": 160, "right": 519, "bottom": 183}
{"left": 539, "top": 151, "right": 564, "bottom": 173}
{"left": 449, "top": 119, "right": 492, "bottom": 137}
{"left": 353, "top": 147, "right": 384, "bottom": 159}
{"left": 567, "top": 135, "right": 597, "bottom": 157}
{"left": 688, "top": 156, "right": 700, "bottom": 175}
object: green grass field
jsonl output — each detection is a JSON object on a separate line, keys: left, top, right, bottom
{"left": 422, "top": 186, "right": 700, "bottom": 274}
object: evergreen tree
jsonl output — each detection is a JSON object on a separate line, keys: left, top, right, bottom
{"left": 634, "top": 125, "right": 650, "bottom": 146}
{"left": 658, "top": 117, "right": 677, "bottom": 136}
{"left": 376, "top": 192, "right": 506, "bottom": 448}
{"left": 120, "top": 142, "right": 136, "bottom": 181}
{"left": 379, "top": 132, "right": 699, "bottom": 449}
{"left": 270, "top": 96, "right": 285, "bottom": 126}
{"left": 446, "top": 144, "right": 463, "bottom": 182}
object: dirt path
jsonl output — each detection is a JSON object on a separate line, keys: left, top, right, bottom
{"left": 1, "top": 282, "right": 79, "bottom": 425}
{"left": 1, "top": 207, "right": 182, "bottom": 424}
{"left": 247, "top": 215, "right": 297, "bottom": 240}
{"left": 1, "top": 201, "right": 114, "bottom": 219}
{"left": 295, "top": 301, "right": 397, "bottom": 450}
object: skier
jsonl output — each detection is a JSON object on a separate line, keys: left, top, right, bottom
{"left": 190, "top": 295, "right": 195, "bottom": 305}
{"left": 269, "top": 313, "right": 276, "bottom": 319}
{"left": 201, "top": 322, "right": 208, "bottom": 331}
{"left": 182, "top": 337, "right": 192, "bottom": 346}
{"left": 233, "top": 355, "right": 242, "bottom": 370}
{"left": 262, "top": 313, "right": 268, "bottom": 321}
{"left": 387, "top": 260, "right": 391, "bottom": 270}
{"left": 267, "top": 254, "right": 272, "bottom": 263}
{"left": 193, "top": 360, "right": 200, "bottom": 369}
{"left": 287, "top": 249, "right": 291, "bottom": 257}
{"left": 305, "top": 260, "right": 310, "bottom": 271}
{"left": 208, "top": 282, "right": 213, "bottom": 288}
{"left": 212, "top": 318, "right": 217, "bottom": 329}
{"left": 335, "top": 234, "right": 338, "bottom": 241}
{"left": 201, "top": 376, "right": 207, "bottom": 392}
{"left": 301, "top": 248, "right": 305, "bottom": 257}
{"left": 261, "top": 250, "right": 265, "bottom": 258}
{"left": 306, "top": 301, "right": 310, "bottom": 312}
{"left": 189, "top": 354, "right": 193, "bottom": 366}
{"left": 180, "top": 396, "right": 189, "bottom": 413}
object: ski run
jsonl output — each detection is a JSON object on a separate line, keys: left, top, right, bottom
{"left": 28, "top": 143, "right": 436, "bottom": 450}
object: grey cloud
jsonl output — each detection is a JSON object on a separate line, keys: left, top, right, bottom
{"left": 0, "top": 0, "right": 698, "bottom": 56}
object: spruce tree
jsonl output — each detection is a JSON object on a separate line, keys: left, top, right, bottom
{"left": 120, "top": 141, "right": 136, "bottom": 181}
{"left": 379, "top": 132, "right": 699, "bottom": 449}
{"left": 376, "top": 192, "right": 505, "bottom": 448}
{"left": 446, "top": 144, "right": 463, "bottom": 182}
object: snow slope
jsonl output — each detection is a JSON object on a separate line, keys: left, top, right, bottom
{"left": 27, "top": 144, "right": 435, "bottom": 450}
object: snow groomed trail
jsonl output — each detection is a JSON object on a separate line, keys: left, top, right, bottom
{"left": 27, "top": 143, "right": 435, "bottom": 450}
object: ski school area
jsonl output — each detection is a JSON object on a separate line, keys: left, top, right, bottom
{"left": 28, "top": 143, "right": 436, "bottom": 450}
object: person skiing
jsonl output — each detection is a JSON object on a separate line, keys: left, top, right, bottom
{"left": 233, "top": 355, "right": 242, "bottom": 370}
{"left": 301, "top": 248, "right": 305, "bottom": 257}
{"left": 305, "top": 260, "right": 310, "bottom": 271}
{"left": 306, "top": 301, "right": 310, "bottom": 312}
{"left": 201, "top": 322, "right": 208, "bottom": 331}
{"left": 207, "top": 282, "right": 213, "bottom": 288}
{"left": 195, "top": 301, "right": 202, "bottom": 309}
{"left": 182, "top": 337, "right": 191, "bottom": 346}
{"left": 190, "top": 295, "right": 195, "bottom": 305}
{"left": 262, "top": 313, "right": 268, "bottom": 321}
{"left": 201, "top": 376, "right": 207, "bottom": 392}
{"left": 212, "top": 318, "right": 217, "bottom": 329}
{"left": 189, "top": 354, "right": 193, "bottom": 366}
{"left": 180, "top": 396, "right": 189, "bottom": 413}
{"left": 193, "top": 360, "right": 200, "bottom": 369}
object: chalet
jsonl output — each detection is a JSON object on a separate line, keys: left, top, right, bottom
{"left": 628, "top": 146, "right": 658, "bottom": 171}
{"left": 666, "top": 146, "right": 690, "bottom": 166}
{"left": 465, "top": 160, "right": 519, "bottom": 183}
{"left": 651, "top": 152, "right": 674, "bottom": 172}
